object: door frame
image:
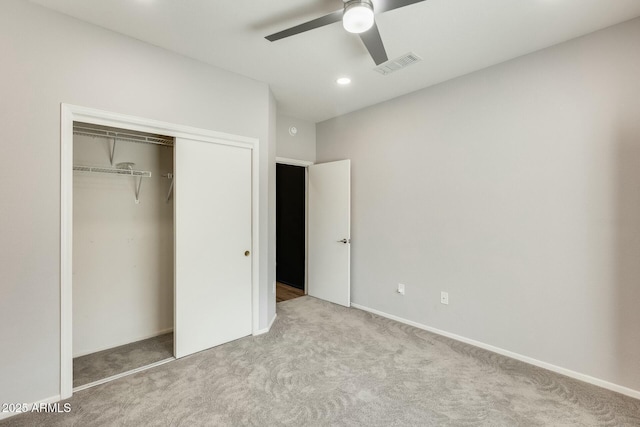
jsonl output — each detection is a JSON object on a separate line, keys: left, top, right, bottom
{"left": 275, "top": 157, "right": 313, "bottom": 294}
{"left": 60, "top": 104, "right": 260, "bottom": 399}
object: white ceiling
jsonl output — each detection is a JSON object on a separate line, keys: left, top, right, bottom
{"left": 29, "top": 0, "right": 640, "bottom": 122}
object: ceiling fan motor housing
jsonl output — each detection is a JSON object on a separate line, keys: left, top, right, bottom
{"left": 343, "top": 0, "right": 375, "bottom": 34}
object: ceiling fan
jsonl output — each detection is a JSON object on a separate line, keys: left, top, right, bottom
{"left": 265, "top": 0, "right": 426, "bottom": 66}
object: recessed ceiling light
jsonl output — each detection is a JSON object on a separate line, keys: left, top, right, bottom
{"left": 336, "top": 77, "right": 351, "bottom": 85}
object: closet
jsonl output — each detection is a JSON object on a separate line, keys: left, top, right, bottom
{"left": 72, "top": 122, "right": 175, "bottom": 389}
{"left": 63, "top": 107, "right": 255, "bottom": 395}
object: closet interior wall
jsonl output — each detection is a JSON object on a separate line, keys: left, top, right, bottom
{"left": 73, "top": 127, "right": 174, "bottom": 357}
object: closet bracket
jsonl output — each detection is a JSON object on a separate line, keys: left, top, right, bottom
{"left": 167, "top": 177, "right": 174, "bottom": 203}
{"left": 135, "top": 176, "right": 143, "bottom": 205}
{"left": 164, "top": 173, "right": 174, "bottom": 203}
{"left": 109, "top": 138, "right": 117, "bottom": 166}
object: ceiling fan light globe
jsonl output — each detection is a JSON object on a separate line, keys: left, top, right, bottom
{"left": 343, "top": 3, "right": 375, "bottom": 34}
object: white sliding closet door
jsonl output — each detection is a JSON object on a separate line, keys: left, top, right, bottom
{"left": 174, "top": 138, "right": 252, "bottom": 359}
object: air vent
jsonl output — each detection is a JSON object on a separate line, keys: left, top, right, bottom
{"left": 373, "top": 52, "right": 422, "bottom": 76}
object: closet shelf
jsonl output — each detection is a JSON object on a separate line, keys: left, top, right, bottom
{"left": 74, "top": 123, "right": 174, "bottom": 166}
{"left": 74, "top": 164, "right": 152, "bottom": 204}
{"left": 73, "top": 124, "right": 174, "bottom": 147}
{"left": 73, "top": 165, "right": 152, "bottom": 178}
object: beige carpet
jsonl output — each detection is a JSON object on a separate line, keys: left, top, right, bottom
{"left": 4, "top": 296, "right": 640, "bottom": 426}
{"left": 73, "top": 333, "right": 174, "bottom": 388}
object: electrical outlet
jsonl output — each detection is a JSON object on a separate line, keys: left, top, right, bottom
{"left": 440, "top": 291, "right": 449, "bottom": 305}
{"left": 397, "top": 283, "right": 405, "bottom": 295}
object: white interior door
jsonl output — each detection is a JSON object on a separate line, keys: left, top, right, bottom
{"left": 308, "top": 159, "right": 351, "bottom": 307}
{"left": 174, "top": 138, "right": 252, "bottom": 359}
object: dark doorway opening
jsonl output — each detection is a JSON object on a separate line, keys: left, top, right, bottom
{"left": 276, "top": 163, "right": 305, "bottom": 293}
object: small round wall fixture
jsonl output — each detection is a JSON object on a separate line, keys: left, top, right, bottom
{"left": 336, "top": 77, "right": 351, "bottom": 85}
{"left": 289, "top": 126, "right": 298, "bottom": 136}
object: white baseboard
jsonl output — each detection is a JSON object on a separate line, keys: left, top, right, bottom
{"left": 73, "top": 327, "right": 174, "bottom": 358}
{"left": 0, "top": 394, "right": 61, "bottom": 421}
{"left": 350, "top": 303, "right": 640, "bottom": 401}
{"left": 253, "top": 313, "right": 277, "bottom": 336}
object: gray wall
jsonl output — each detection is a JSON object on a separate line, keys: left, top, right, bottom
{"left": 73, "top": 135, "right": 174, "bottom": 357}
{"left": 317, "top": 18, "right": 640, "bottom": 392}
{"left": 0, "top": 0, "right": 275, "bottom": 407}
{"left": 276, "top": 114, "right": 316, "bottom": 163}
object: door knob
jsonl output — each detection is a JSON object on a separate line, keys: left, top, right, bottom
{"left": 245, "top": 251, "right": 250, "bottom": 256}
{"left": 337, "top": 238, "right": 350, "bottom": 244}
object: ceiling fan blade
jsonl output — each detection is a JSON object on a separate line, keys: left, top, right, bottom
{"left": 266, "top": 9, "right": 344, "bottom": 42}
{"left": 375, "top": 0, "right": 426, "bottom": 14}
{"left": 359, "top": 22, "right": 388, "bottom": 65}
